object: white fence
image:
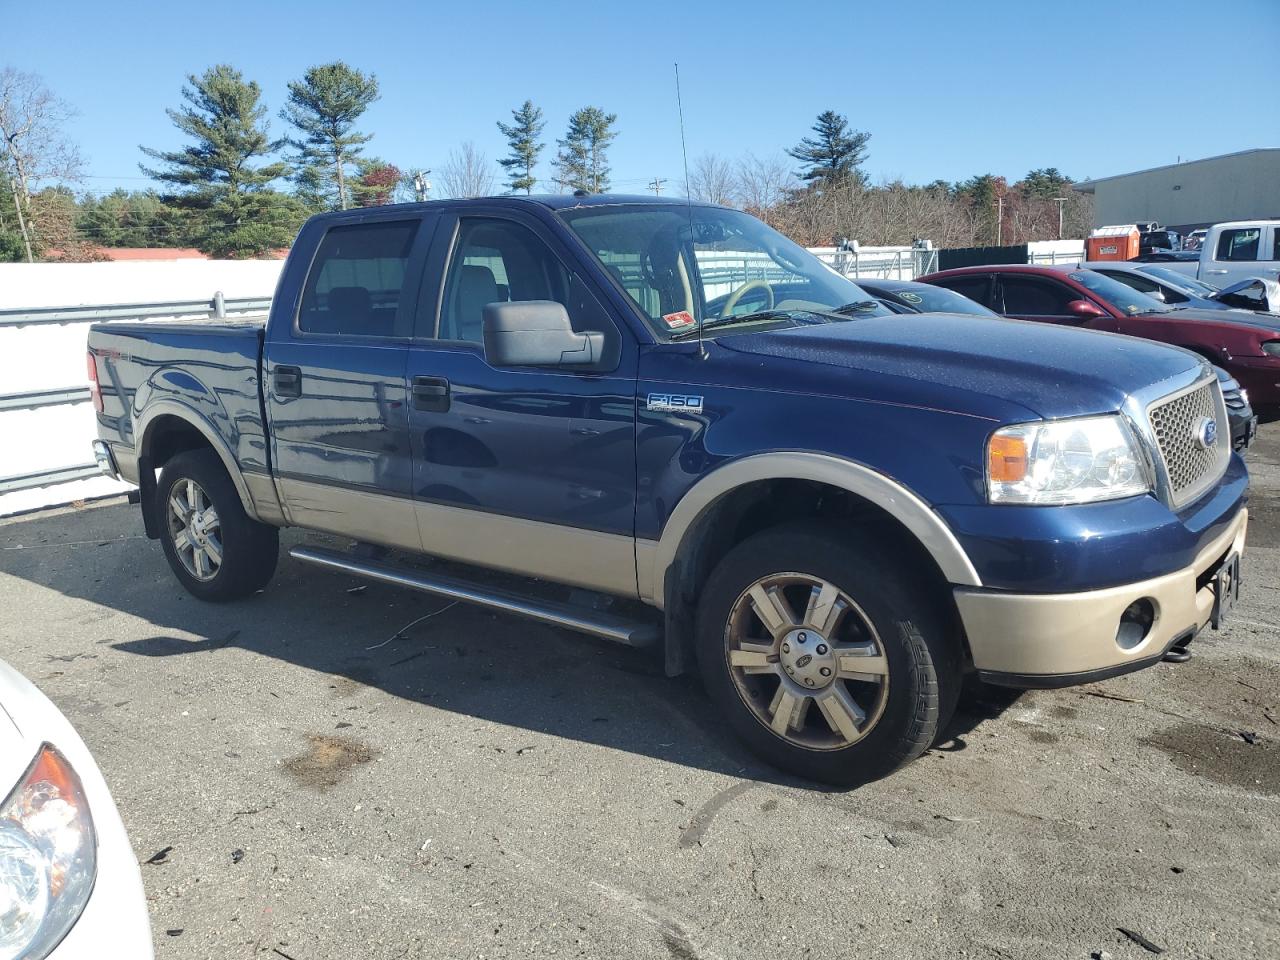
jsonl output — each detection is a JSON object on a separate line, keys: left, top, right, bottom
{"left": 810, "top": 245, "right": 938, "bottom": 280}
{"left": 1026, "top": 239, "right": 1086, "bottom": 266}
{"left": 0, "top": 261, "right": 284, "bottom": 517}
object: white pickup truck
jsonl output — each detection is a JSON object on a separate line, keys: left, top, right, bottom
{"left": 1164, "top": 220, "right": 1280, "bottom": 285}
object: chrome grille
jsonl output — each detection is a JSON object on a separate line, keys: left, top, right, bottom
{"left": 1147, "top": 379, "right": 1227, "bottom": 507}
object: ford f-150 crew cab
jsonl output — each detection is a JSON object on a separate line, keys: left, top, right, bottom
{"left": 87, "top": 196, "right": 1249, "bottom": 785}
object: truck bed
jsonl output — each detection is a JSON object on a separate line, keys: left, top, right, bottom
{"left": 88, "top": 316, "right": 272, "bottom": 489}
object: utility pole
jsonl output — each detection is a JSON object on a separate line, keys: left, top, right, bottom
{"left": 994, "top": 195, "right": 1004, "bottom": 246}
{"left": 648, "top": 177, "right": 667, "bottom": 196}
{"left": 413, "top": 170, "right": 432, "bottom": 203}
{"left": 1053, "top": 197, "right": 1067, "bottom": 239}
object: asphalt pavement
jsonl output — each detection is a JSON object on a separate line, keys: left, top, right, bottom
{"left": 1, "top": 430, "right": 1277, "bottom": 960}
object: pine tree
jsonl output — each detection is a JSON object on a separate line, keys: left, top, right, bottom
{"left": 140, "top": 65, "right": 304, "bottom": 257}
{"left": 1019, "top": 167, "right": 1072, "bottom": 200}
{"left": 496, "top": 100, "right": 545, "bottom": 195}
{"left": 281, "top": 62, "right": 380, "bottom": 210}
{"left": 787, "top": 110, "right": 871, "bottom": 189}
{"left": 553, "top": 107, "right": 617, "bottom": 193}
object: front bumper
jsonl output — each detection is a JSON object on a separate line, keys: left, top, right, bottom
{"left": 1230, "top": 356, "right": 1280, "bottom": 407}
{"left": 955, "top": 507, "right": 1248, "bottom": 687}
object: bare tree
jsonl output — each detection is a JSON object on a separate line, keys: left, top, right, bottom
{"left": 735, "top": 152, "right": 792, "bottom": 224}
{"left": 438, "top": 142, "right": 497, "bottom": 199}
{"left": 689, "top": 153, "right": 736, "bottom": 206}
{"left": 0, "top": 67, "right": 82, "bottom": 261}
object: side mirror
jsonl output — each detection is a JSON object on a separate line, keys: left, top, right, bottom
{"left": 1145, "top": 288, "right": 1167, "bottom": 303}
{"left": 1066, "top": 299, "right": 1106, "bottom": 320}
{"left": 483, "top": 300, "right": 604, "bottom": 368}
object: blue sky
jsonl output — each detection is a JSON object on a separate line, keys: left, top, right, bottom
{"left": 10, "top": 0, "right": 1278, "bottom": 196}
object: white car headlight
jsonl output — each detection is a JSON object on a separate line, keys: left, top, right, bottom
{"left": 0, "top": 745, "right": 96, "bottom": 960}
{"left": 987, "top": 415, "right": 1151, "bottom": 505}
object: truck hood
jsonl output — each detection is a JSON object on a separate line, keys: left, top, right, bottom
{"left": 717, "top": 312, "right": 1204, "bottom": 420}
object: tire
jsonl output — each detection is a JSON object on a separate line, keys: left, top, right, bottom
{"left": 695, "top": 522, "right": 961, "bottom": 786}
{"left": 156, "top": 449, "right": 278, "bottom": 601}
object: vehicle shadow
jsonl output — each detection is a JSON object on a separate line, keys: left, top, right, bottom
{"left": 0, "top": 501, "right": 1022, "bottom": 791}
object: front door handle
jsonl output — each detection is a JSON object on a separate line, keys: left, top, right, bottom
{"left": 274, "top": 365, "right": 302, "bottom": 398}
{"left": 412, "top": 376, "right": 450, "bottom": 412}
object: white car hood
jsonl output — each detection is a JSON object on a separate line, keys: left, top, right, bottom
{"left": 0, "top": 660, "right": 38, "bottom": 794}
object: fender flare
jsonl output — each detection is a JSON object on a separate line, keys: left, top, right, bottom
{"left": 135, "top": 399, "right": 261, "bottom": 521}
{"left": 641, "top": 451, "right": 983, "bottom": 609}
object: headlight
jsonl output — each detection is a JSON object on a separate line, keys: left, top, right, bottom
{"left": 987, "top": 415, "right": 1151, "bottom": 505}
{"left": 0, "top": 745, "right": 96, "bottom": 960}
{"left": 1263, "top": 341, "right": 1280, "bottom": 357}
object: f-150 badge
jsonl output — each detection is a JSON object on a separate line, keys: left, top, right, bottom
{"left": 647, "top": 393, "right": 704, "bottom": 414}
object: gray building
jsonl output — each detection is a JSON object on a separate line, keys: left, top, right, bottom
{"left": 1073, "top": 148, "right": 1280, "bottom": 230}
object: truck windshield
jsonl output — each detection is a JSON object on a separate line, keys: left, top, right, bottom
{"left": 1071, "top": 270, "right": 1170, "bottom": 316}
{"left": 558, "top": 204, "right": 892, "bottom": 340}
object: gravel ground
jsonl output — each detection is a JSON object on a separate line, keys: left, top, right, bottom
{"left": 1, "top": 429, "right": 1278, "bottom": 960}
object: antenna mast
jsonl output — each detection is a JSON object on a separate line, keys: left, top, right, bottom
{"left": 674, "top": 62, "right": 705, "bottom": 358}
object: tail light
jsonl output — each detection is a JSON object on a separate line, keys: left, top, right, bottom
{"left": 86, "top": 351, "right": 103, "bottom": 412}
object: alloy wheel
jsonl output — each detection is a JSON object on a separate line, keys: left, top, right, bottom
{"left": 166, "top": 478, "right": 223, "bottom": 582}
{"left": 724, "top": 572, "right": 889, "bottom": 750}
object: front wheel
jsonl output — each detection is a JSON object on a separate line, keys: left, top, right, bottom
{"left": 156, "top": 449, "right": 278, "bottom": 601}
{"left": 696, "top": 523, "right": 960, "bottom": 786}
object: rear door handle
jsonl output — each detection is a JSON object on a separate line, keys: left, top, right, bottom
{"left": 273, "top": 365, "right": 302, "bottom": 398}
{"left": 412, "top": 376, "right": 450, "bottom": 412}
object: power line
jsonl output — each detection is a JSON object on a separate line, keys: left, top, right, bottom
{"left": 648, "top": 177, "right": 667, "bottom": 196}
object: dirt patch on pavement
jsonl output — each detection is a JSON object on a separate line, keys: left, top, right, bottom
{"left": 1143, "top": 722, "right": 1279, "bottom": 795}
{"left": 282, "top": 734, "right": 378, "bottom": 790}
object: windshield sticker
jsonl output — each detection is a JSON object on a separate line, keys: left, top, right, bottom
{"left": 899, "top": 292, "right": 923, "bottom": 304}
{"left": 662, "top": 310, "right": 696, "bottom": 330}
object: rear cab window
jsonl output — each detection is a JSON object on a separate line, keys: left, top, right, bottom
{"left": 298, "top": 220, "right": 420, "bottom": 337}
{"left": 1215, "top": 228, "right": 1261, "bottom": 262}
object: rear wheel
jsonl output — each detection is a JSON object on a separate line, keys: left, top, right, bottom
{"left": 696, "top": 523, "right": 960, "bottom": 786}
{"left": 157, "top": 449, "right": 278, "bottom": 601}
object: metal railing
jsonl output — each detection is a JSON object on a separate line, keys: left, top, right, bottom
{"left": 0, "top": 291, "right": 271, "bottom": 328}
{"left": 0, "top": 291, "right": 267, "bottom": 498}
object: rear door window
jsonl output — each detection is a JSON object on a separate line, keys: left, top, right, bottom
{"left": 1215, "top": 228, "right": 1261, "bottom": 262}
{"left": 998, "top": 276, "right": 1078, "bottom": 315}
{"left": 932, "top": 275, "right": 993, "bottom": 308}
{"left": 298, "top": 220, "right": 420, "bottom": 337}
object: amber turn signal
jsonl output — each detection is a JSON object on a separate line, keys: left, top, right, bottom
{"left": 988, "top": 434, "right": 1028, "bottom": 483}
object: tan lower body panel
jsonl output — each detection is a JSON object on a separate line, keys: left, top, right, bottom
{"left": 277, "top": 478, "right": 638, "bottom": 596}
{"left": 955, "top": 508, "right": 1247, "bottom": 679}
{"left": 277, "top": 477, "right": 424, "bottom": 552}
{"left": 413, "top": 499, "right": 637, "bottom": 597}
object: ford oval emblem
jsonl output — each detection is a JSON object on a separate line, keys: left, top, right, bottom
{"left": 1195, "top": 417, "right": 1218, "bottom": 449}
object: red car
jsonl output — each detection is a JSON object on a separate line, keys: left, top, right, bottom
{"left": 919, "top": 264, "right": 1280, "bottom": 410}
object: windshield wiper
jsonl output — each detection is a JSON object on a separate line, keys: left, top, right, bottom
{"left": 668, "top": 309, "right": 798, "bottom": 340}
{"left": 831, "top": 300, "right": 885, "bottom": 316}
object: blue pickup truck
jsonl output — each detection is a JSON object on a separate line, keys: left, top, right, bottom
{"left": 87, "top": 195, "right": 1249, "bottom": 785}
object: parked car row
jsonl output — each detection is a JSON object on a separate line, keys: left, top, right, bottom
{"left": 916, "top": 263, "right": 1279, "bottom": 419}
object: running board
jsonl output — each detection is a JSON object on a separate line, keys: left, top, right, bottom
{"left": 289, "top": 546, "right": 659, "bottom": 648}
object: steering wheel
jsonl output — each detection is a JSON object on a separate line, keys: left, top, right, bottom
{"left": 720, "top": 279, "right": 775, "bottom": 317}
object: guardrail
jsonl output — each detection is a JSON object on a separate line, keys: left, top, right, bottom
{"left": 0, "top": 291, "right": 268, "bottom": 500}
{"left": 0, "top": 292, "right": 272, "bottom": 328}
